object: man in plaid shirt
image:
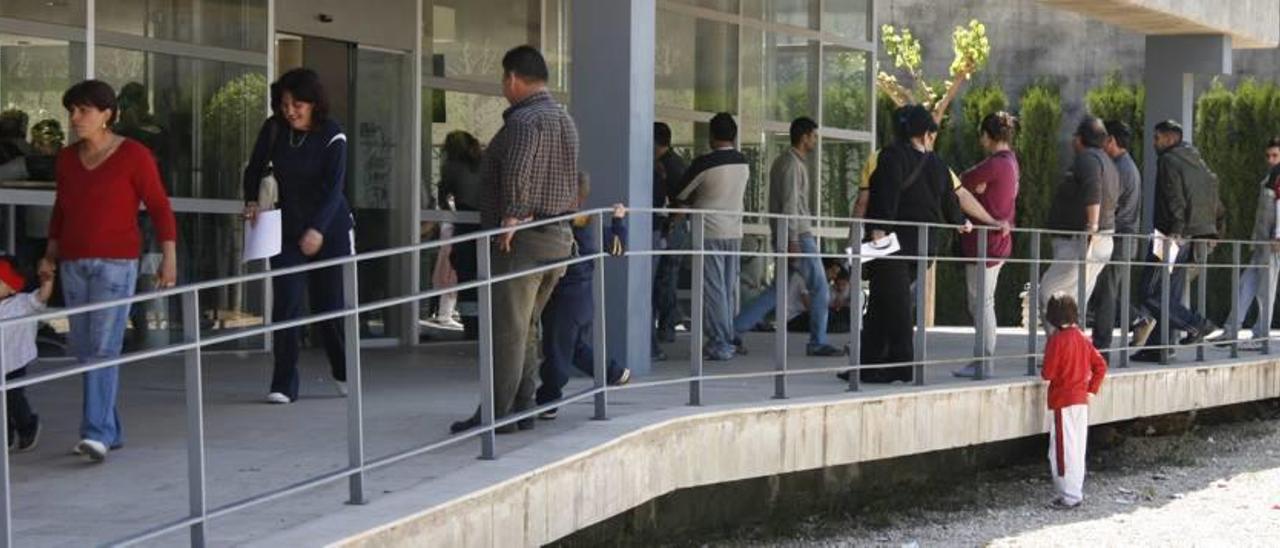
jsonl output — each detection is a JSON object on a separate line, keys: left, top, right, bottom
{"left": 451, "top": 45, "right": 580, "bottom": 435}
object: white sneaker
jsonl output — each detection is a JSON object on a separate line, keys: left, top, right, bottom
{"left": 74, "top": 439, "right": 108, "bottom": 462}
{"left": 334, "top": 380, "right": 348, "bottom": 397}
{"left": 265, "top": 392, "right": 292, "bottom": 404}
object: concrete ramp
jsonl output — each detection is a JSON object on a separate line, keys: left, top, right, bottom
{"left": 259, "top": 350, "right": 1280, "bottom": 547}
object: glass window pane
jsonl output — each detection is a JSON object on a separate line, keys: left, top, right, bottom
{"left": 754, "top": 0, "right": 815, "bottom": 30}
{"left": 768, "top": 35, "right": 813, "bottom": 122}
{"left": 425, "top": 90, "right": 507, "bottom": 206}
{"left": 97, "top": 0, "right": 268, "bottom": 52}
{"left": 96, "top": 46, "right": 266, "bottom": 200}
{"left": 0, "top": 34, "right": 81, "bottom": 127}
{"left": 820, "top": 139, "right": 870, "bottom": 219}
{"left": 0, "top": 0, "right": 86, "bottom": 27}
{"left": 822, "top": 47, "right": 869, "bottom": 131}
{"left": 656, "top": 10, "right": 739, "bottom": 114}
{"left": 823, "top": 0, "right": 870, "bottom": 41}
{"left": 431, "top": 0, "right": 570, "bottom": 91}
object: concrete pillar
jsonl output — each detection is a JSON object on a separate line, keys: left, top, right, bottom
{"left": 571, "top": 1, "right": 656, "bottom": 373}
{"left": 1140, "top": 35, "right": 1231, "bottom": 233}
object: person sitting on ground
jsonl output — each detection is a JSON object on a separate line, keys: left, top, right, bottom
{"left": 535, "top": 173, "right": 632, "bottom": 420}
{"left": 1041, "top": 293, "right": 1107, "bottom": 509}
{"left": 783, "top": 259, "right": 853, "bottom": 334}
{"left": 0, "top": 255, "right": 54, "bottom": 453}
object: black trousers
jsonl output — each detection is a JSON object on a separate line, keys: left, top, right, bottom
{"left": 860, "top": 259, "right": 917, "bottom": 382}
{"left": 269, "top": 229, "right": 351, "bottom": 400}
{"left": 6, "top": 368, "right": 34, "bottom": 430}
{"left": 1089, "top": 242, "right": 1137, "bottom": 359}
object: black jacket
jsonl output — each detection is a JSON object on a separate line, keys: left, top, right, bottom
{"left": 1154, "top": 143, "right": 1221, "bottom": 238}
{"left": 866, "top": 142, "right": 965, "bottom": 256}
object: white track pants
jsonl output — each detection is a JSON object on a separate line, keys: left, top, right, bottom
{"left": 1048, "top": 404, "right": 1089, "bottom": 505}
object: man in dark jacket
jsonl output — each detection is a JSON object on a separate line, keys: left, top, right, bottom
{"left": 1132, "top": 120, "right": 1221, "bottom": 362}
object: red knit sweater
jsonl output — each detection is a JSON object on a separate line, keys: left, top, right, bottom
{"left": 1041, "top": 326, "right": 1107, "bottom": 410}
{"left": 49, "top": 139, "right": 177, "bottom": 260}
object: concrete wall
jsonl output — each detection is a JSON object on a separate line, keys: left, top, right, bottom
{"left": 321, "top": 357, "right": 1280, "bottom": 547}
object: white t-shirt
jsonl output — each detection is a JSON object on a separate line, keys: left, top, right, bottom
{"left": 0, "top": 292, "right": 45, "bottom": 373}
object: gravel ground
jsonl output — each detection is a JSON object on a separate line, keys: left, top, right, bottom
{"left": 712, "top": 411, "right": 1280, "bottom": 547}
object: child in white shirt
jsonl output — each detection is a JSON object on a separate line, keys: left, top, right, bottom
{"left": 0, "top": 255, "right": 54, "bottom": 452}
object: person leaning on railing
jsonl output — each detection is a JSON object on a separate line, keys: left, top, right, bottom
{"left": 845, "top": 104, "right": 969, "bottom": 384}
{"left": 450, "top": 45, "right": 580, "bottom": 435}
{"left": 951, "top": 111, "right": 1019, "bottom": 379}
{"left": 39, "top": 79, "right": 178, "bottom": 462}
{"left": 242, "top": 68, "right": 355, "bottom": 404}
{"left": 1131, "top": 120, "right": 1222, "bottom": 362}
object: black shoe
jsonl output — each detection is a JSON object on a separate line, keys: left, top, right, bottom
{"left": 1180, "top": 322, "right": 1217, "bottom": 346}
{"left": 12, "top": 416, "right": 38, "bottom": 453}
{"left": 449, "top": 416, "right": 480, "bottom": 434}
{"left": 733, "top": 337, "right": 749, "bottom": 356}
{"left": 538, "top": 408, "right": 558, "bottom": 420}
{"left": 836, "top": 370, "right": 852, "bottom": 381}
{"left": 516, "top": 418, "right": 535, "bottom": 431}
{"left": 806, "top": 344, "right": 846, "bottom": 357}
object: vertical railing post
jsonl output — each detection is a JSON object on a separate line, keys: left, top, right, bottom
{"left": 773, "top": 219, "right": 788, "bottom": 400}
{"left": 342, "top": 261, "right": 366, "bottom": 503}
{"left": 914, "top": 228, "right": 927, "bottom": 386}
{"left": 477, "top": 234, "right": 497, "bottom": 459}
{"left": 592, "top": 211, "right": 608, "bottom": 420}
{"left": 181, "top": 291, "right": 208, "bottom": 546}
{"left": 1259, "top": 250, "right": 1269, "bottom": 358}
{"left": 1196, "top": 241, "right": 1207, "bottom": 362}
{"left": 1120, "top": 235, "right": 1132, "bottom": 368}
{"left": 848, "top": 221, "right": 863, "bottom": 392}
{"left": 1077, "top": 234, "right": 1088, "bottom": 318}
{"left": 1027, "top": 231, "right": 1041, "bottom": 375}
{"left": 975, "top": 227, "right": 988, "bottom": 380}
{"left": 1160, "top": 236, "right": 1173, "bottom": 365}
{"left": 689, "top": 213, "right": 705, "bottom": 406}
{"left": 0, "top": 324, "right": 11, "bottom": 548}
{"left": 1230, "top": 242, "right": 1241, "bottom": 359}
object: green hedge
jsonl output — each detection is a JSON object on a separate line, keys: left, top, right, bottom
{"left": 1084, "top": 72, "right": 1144, "bottom": 170}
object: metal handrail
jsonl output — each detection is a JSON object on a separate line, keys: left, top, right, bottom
{"left": 0, "top": 206, "right": 1272, "bottom": 547}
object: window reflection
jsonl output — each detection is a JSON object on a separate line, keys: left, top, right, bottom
{"left": 430, "top": 0, "right": 570, "bottom": 90}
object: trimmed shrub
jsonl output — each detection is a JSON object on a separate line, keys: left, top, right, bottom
{"left": 1084, "top": 71, "right": 1144, "bottom": 169}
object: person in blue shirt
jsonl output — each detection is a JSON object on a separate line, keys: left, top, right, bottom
{"left": 243, "top": 68, "right": 354, "bottom": 404}
{"left": 535, "top": 173, "right": 632, "bottom": 419}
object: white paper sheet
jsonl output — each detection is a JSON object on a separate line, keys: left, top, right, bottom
{"left": 1152, "top": 229, "right": 1179, "bottom": 271}
{"left": 243, "top": 209, "right": 282, "bottom": 263}
{"left": 858, "top": 233, "right": 901, "bottom": 263}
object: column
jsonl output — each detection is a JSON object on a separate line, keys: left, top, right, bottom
{"left": 571, "top": 0, "right": 657, "bottom": 373}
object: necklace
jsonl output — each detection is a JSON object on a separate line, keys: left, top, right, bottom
{"left": 288, "top": 129, "right": 308, "bottom": 148}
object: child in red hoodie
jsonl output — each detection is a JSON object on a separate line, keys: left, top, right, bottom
{"left": 1041, "top": 294, "right": 1107, "bottom": 508}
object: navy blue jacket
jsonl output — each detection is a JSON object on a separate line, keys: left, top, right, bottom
{"left": 561, "top": 216, "right": 627, "bottom": 287}
{"left": 243, "top": 118, "right": 354, "bottom": 241}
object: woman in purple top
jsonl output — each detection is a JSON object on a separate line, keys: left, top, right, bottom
{"left": 954, "top": 112, "right": 1020, "bottom": 378}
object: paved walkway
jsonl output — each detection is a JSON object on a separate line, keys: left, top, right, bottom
{"left": 5, "top": 327, "right": 1265, "bottom": 546}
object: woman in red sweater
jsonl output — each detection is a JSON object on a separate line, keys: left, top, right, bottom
{"left": 38, "top": 80, "right": 177, "bottom": 462}
{"left": 1041, "top": 294, "right": 1107, "bottom": 508}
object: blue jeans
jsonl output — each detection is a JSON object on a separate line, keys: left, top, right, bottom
{"left": 61, "top": 258, "right": 137, "bottom": 447}
{"left": 1139, "top": 244, "right": 1205, "bottom": 346}
{"left": 1224, "top": 246, "right": 1279, "bottom": 336}
{"left": 733, "top": 234, "right": 829, "bottom": 348}
{"left": 703, "top": 239, "right": 740, "bottom": 355}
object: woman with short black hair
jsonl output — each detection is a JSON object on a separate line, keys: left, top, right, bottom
{"left": 243, "top": 67, "right": 354, "bottom": 404}
{"left": 854, "top": 104, "right": 969, "bottom": 384}
{"left": 40, "top": 79, "right": 178, "bottom": 461}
